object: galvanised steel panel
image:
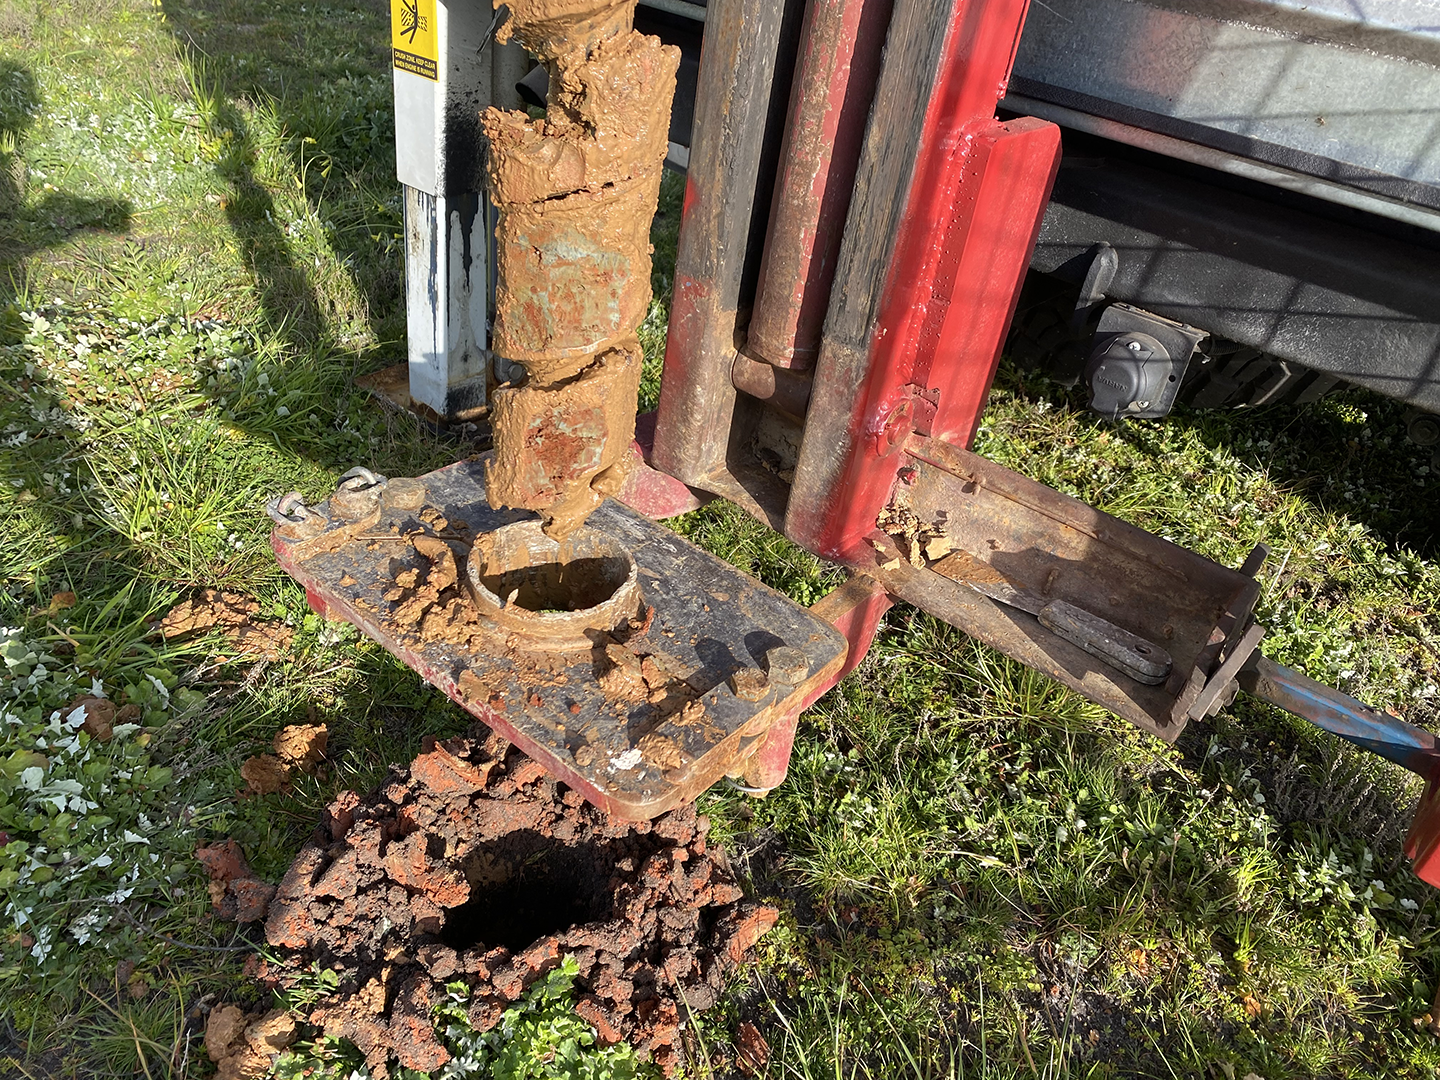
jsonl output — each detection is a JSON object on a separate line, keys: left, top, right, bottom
{"left": 1009, "top": 0, "right": 1440, "bottom": 209}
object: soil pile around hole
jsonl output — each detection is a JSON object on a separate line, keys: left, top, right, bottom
{"left": 262, "top": 729, "right": 777, "bottom": 1076}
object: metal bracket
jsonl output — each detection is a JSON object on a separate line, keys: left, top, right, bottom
{"left": 1070, "top": 241, "right": 1117, "bottom": 331}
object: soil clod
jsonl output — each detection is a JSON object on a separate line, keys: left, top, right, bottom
{"left": 262, "top": 730, "right": 776, "bottom": 1076}
{"left": 274, "top": 722, "right": 329, "bottom": 770}
{"left": 736, "top": 1020, "right": 771, "bottom": 1076}
{"left": 154, "top": 588, "right": 294, "bottom": 660}
{"left": 64, "top": 694, "right": 115, "bottom": 741}
{"left": 204, "top": 1004, "right": 297, "bottom": 1080}
{"left": 240, "top": 723, "right": 329, "bottom": 795}
{"left": 195, "top": 839, "right": 275, "bottom": 923}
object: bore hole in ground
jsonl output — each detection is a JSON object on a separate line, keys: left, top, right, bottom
{"left": 480, "top": 556, "right": 629, "bottom": 613}
{"left": 441, "top": 830, "right": 632, "bottom": 952}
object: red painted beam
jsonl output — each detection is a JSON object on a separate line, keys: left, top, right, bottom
{"left": 742, "top": 574, "right": 893, "bottom": 791}
{"left": 787, "top": 0, "right": 1059, "bottom": 563}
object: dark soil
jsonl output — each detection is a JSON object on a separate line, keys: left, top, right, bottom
{"left": 479, "top": 555, "right": 628, "bottom": 612}
{"left": 261, "top": 728, "right": 777, "bottom": 1077}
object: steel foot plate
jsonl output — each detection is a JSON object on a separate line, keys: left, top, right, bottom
{"left": 271, "top": 458, "right": 847, "bottom": 818}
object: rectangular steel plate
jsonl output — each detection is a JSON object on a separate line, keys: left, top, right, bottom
{"left": 272, "top": 458, "right": 848, "bottom": 818}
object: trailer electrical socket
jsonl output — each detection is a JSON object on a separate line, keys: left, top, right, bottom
{"left": 1085, "top": 303, "right": 1205, "bottom": 419}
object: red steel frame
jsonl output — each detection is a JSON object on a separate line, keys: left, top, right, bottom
{"left": 784, "top": 0, "right": 1059, "bottom": 562}
{"left": 635, "top": 0, "right": 1440, "bottom": 887}
{"left": 638, "top": 0, "right": 1059, "bottom": 790}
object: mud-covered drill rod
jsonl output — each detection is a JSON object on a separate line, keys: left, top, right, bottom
{"left": 481, "top": 0, "right": 679, "bottom": 540}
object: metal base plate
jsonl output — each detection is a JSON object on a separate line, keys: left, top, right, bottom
{"left": 272, "top": 458, "right": 847, "bottom": 818}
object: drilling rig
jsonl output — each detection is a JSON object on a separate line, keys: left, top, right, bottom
{"left": 270, "top": 0, "right": 1440, "bottom": 882}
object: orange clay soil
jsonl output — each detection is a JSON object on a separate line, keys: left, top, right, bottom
{"left": 260, "top": 730, "right": 777, "bottom": 1077}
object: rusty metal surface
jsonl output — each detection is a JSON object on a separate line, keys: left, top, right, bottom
{"left": 490, "top": 191, "right": 660, "bottom": 368}
{"left": 784, "top": 0, "right": 1061, "bottom": 564}
{"left": 272, "top": 458, "right": 847, "bottom": 819}
{"left": 651, "top": 0, "right": 805, "bottom": 495}
{"left": 739, "top": 573, "right": 892, "bottom": 791}
{"left": 746, "top": 0, "right": 893, "bottom": 370}
{"left": 613, "top": 411, "right": 714, "bottom": 520}
{"left": 485, "top": 338, "right": 644, "bottom": 535}
{"left": 730, "top": 354, "right": 814, "bottom": 421}
{"left": 680, "top": 460, "right": 792, "bottom": 532}
{"left": 934, "top": 554, "right": 1174, "bottom": 684}
{"left": 803, "top": 573, "right": 892, "bottom": 700}
{"left": 1188, "top": 620, "right": 1265, "bottom": 719}
{"left": 465, "top": 520, "right": 643, "bottom": 650}
{"left": 864, "top": 437, "right": 1262, "bottom": 740}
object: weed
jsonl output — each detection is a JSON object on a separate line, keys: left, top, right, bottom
{"left": 272, "top": 957, "right": 657, "bottom": 1080}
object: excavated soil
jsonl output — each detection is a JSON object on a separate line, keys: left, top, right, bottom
{"left": 196, "top": 839, "right": 276, "bottom": 924}
{"left": 240, "top": 722, "right": 329, "bottom": 796}
{"left": 204, "top": 1004, "right": 297, "bottom": 1080}
{"left": 262, "top": 729, "right": 777, "bottom": 1077}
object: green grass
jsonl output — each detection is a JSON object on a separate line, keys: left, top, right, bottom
{"left": 3, "top": 1, "right": 1440, "bottom": 1078}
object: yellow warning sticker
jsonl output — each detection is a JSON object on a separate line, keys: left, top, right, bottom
{"left": 392, "top": 0, "right": 439, "bottom": 80}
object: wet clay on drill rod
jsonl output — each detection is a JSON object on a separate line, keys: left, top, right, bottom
{"left": 485, "top": 340, "right": 646, "bottom": 542}
{"left": 483, "top": 0, "right": 679, "bottom": 539}
{"left": 263, "top": 731, "right": 777, "bottom": 1077}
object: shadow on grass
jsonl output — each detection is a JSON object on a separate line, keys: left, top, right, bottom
{"left": 726, "top": 616, "right": 1438, "bottom": 1077}
{"left": 1, "top": 57, "right": 132, "bottom": 319}
{"left": 147, "top": 0, "right": 465, "bottom": 486}
{"left": 154, "top": 0, "right": 688, "bottom": 477}
{"left": 207, "top": 96, "right": 328, "bottom": 344}
{"left": 997, "top": 353, "right": 1440, "bottom": 561}
{"left": 159, "top": 0, "right": 401, "bottom": 345}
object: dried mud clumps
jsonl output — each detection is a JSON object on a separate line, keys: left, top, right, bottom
{"left": 482, "top": 0, "right": 679, "bottom": 539}
{"left": 241, "top": 722, "right": 330, "bottom": 795}
{"left": 195, "top": 839, "right": 276, "bottom": 923}
{"left": 263, "top": 731, "right": 777, "bottom": 1077}
{"left": 872, "top": 474, "right": 952, "bottom": 569}
{"left": 204, "top": 1004, "right": 297, "bottom": 1080}
{"left": 153, "top": 587, "right": 295, "bottom": 660}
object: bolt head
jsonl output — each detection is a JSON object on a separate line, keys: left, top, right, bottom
{"left": 729, "top": 667, "right": 770, "bottom": 702}
{"left": 877, "top": 398, "right": 915, "bottom": 453}
{"left": 1125, "top": 339, "right": 1143, "bottom": 352}
{"left": 765, "top": 646, "right": 809, "bottom": 686}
